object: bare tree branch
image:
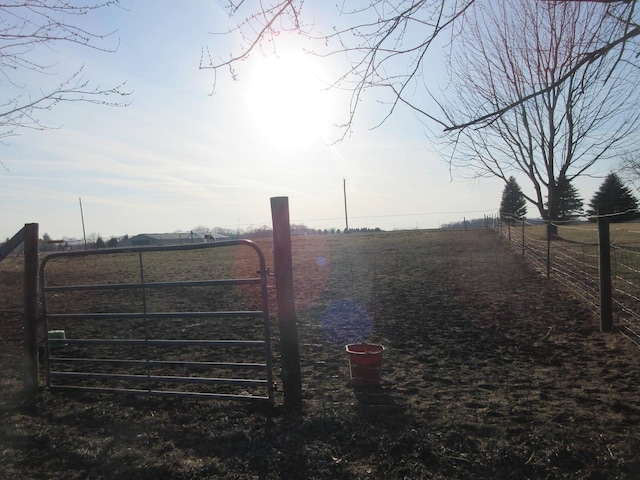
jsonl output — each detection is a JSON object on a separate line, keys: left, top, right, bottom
{"left": 0, "top": 1, "right": 130, "bottom": 148}
{"left": 203, "top": 1, "right": 475, "bottom": 135}
{"left": 206, "top": 0, "right": 640, "bottom": 136}
{"left": 444, "top": 21, "right": 640, "bottom": 132}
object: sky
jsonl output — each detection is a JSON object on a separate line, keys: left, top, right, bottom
{"left": 0, "top": 1, "right": 583, "bottom": 242}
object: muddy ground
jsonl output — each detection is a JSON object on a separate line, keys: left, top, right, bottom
{"left": 1, "top": 229, "right": 639, "bottom": 479}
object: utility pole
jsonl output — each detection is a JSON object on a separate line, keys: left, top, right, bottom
{"left": 343, "top": 178, "right": 349, "bottom": 233}
{"left": 79, "top": 197, "right": 87, "bottom": 249}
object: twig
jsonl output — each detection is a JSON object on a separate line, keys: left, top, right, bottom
{"left": 446, "top": 455, "right": 472, "bottom": 463}
{"left": 540, "top": 327, "right": 553, "bottom": 341}
{"left": 525, "top": 450, "right": 536, "bottom": 465}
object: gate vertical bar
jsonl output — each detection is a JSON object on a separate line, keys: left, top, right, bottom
{"left": 598, "top": 216, "right": 613, "bottom": 332}
{"left": 23, "top": 223, "right": 39, "bottom": 390}
{"left": 270, "top": 196, "right": 302, "bottom": 412}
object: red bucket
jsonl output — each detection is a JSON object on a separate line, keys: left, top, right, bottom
{"left": 345, "top": 343, "right": 385, "bottom": 386}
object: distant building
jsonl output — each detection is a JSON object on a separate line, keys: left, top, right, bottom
{"left": 120, "top": 232, "right": 229, "bottom": 247}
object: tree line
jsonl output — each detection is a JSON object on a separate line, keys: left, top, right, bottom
{"left": 26, "top": 225, "right": 384, "bottom": 252}
{"left": 499, "top": 172, "right": 639, "bottom": 224}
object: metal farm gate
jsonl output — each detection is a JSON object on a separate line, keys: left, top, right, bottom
{"left": 39, "top": 240, "right": 275, "bottom": 404}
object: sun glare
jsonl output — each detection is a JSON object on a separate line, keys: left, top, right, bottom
{"left": 246, "top": 51, "right": 334, "bottom": 150}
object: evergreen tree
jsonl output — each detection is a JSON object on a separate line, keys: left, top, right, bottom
{"left": 500, "top": 176, "right": 527, "bottom": 223}
{"left": 555, "top": 178, "right": 584, "bottom": 222}
{"left": 587, "top": 172, "right": 639, "bottom": 222}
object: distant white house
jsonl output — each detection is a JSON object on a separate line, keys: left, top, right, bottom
{"left": 121, "top": 232, "right": 229, "bottom": 247}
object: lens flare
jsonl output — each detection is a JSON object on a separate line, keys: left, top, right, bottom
{"left": 320, "top": 299, "right": 372, "bottom": 346}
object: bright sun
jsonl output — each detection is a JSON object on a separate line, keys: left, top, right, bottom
{"left": 246, "top": 51, "right": 334, "bottom": 149}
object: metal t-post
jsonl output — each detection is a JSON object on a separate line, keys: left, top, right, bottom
{"left": 598, "top": 216, "right": 613, "bottom": 333}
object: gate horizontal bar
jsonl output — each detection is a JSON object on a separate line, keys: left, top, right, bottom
{"left": 49, "top": 385, "right": 272, "bottom": 402}
{"left": 49, "top": 338, "right": 265, "bottom": 347}
{"left": 46, "top": 311, "right": 265, "bottom": 320}
{"left": 44, "top": 278, "right": 262, "bottom": 292}
{"left": 50, "top": 371, "right": 269, "bottom": 386}
{"left": 42, "top": 239, "right": 262, "bottom": 257}
{"left": 48, "top": 357, "right": 267, "bottom": 370}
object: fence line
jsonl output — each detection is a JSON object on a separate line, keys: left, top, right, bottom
{"left": 492, "top": 214, "right": 640, "bottom": 346}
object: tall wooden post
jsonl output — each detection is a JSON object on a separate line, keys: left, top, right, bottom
{"left": 598, "top": 216, "right": 613, "bottom": 332}
{"left": 23, "top": 223, "right": 39, "bottom": 390}
{"left": 270, "top": 197, "right": 302, "bottom": 412}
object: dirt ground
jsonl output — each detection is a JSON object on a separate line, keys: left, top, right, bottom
{"left": 1, "top": 229, "right": 640, "bottom": 479}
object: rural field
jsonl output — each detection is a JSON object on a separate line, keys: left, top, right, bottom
{"left": 1, "top": 228, "right": 640, "bottom": 479}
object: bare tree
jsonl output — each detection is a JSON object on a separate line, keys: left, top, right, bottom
{"left": 619, "top": 152, "right": 640, "bottom": 191}
{"left": 191, "top": 225, "right": 212, "bottom": 235}
{"left": 444, "top": 0, "right": 640, "bottom": 132}
{"left": 1, "top": 1, "right": 129, "bottom": 152}
{"left": 203, "top": 1, "right": 639, "bottom": 135}
{"left": 441, "top": 0, "right": 640, "bottom": 227}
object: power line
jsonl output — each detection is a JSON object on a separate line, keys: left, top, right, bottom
{"left": 214, "top": 209, "right": 499, "bottom": 230}
{"left": 305, "top": 209, "right": 499, "bottom": 222}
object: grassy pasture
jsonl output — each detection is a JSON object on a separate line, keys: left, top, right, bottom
{"left": 1, "top": 229, "right": 640, "bottom": 479}
{"left": 515, "top": 220, "right": 640, "bottom": 246}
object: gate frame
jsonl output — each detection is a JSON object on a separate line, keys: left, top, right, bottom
{"left": 39, "top": 239, "right": 275, "bottom": 404}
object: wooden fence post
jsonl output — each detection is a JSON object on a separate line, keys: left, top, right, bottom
{"left": 597, "top": 216, "right": 613, "bottom": 332}
{"left": 23, "top": 223, "right": 39, "bottom": 390}
{"left": 270, "top": 197, "right": 302, "bottom": 412}
{"left": 546, "top": 223, "right": 551, "bottom": 278}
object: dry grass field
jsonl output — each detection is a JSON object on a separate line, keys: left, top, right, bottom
{"left": 505, "top": 220, "right": 640, "bottom": 245}
{"left": 1, "top": 229, "right": 640, "bottom": 479}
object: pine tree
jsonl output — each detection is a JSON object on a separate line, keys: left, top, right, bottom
{"left": 500, "top": 176, "right": 527, "bottom": 224}
{"left": 556, "top": 178, "right": 584, "bottom": 222}
{"left": 587, "top": 172, "right": 639, "bottom": 222}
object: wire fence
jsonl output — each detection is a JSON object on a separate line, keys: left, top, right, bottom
{"left": 491, "top": 214, "right": 640, "bottom": 347}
